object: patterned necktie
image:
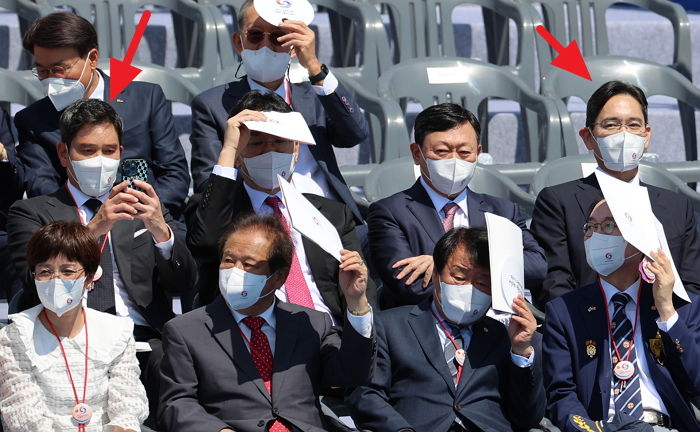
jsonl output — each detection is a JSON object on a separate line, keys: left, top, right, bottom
{"left": 84, "top": 199, "right": 116, "bottom": 314}
{"left": 442, "top": 202, "right": 459, "bottom": 232}
{"left": 264, "top": 196, "right": 315, "bottom": 309}
{"left": 442, "top": 321, "right": 464, "bottom": 386}
{"left": 611, "top": 292, "right": 643, "bottom": 419}
{"left": 242, "top": 317, "right": 291, "bottom": 432}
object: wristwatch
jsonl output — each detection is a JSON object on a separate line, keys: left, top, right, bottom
{"left": 309, "top": 64, "right": 329, "bottom": 85}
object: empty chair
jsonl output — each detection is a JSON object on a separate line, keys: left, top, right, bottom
{"left": 0, "top": 68, "right": 43, "bottom": 112}
{"left": 0, "top": 0, "right": 43, "bottom": 70}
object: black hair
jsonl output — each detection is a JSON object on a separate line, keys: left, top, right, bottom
{"left": 585, "top": 81, "right": 648, "bottom": 127}
{"left": 59, "top": 99, "right": 123, "bottom": 147}
{"left": 433, "top": 227, "right": 489, "bottom": 273}
{"left": 237, "top": 0, "right": 256, "bottom": 29}
{"left": 414, "top": 103, "right": 481, "bottom": 147}
{"left": 23, "top": 12, "right": 98, "bottom": 57}
{"left": 27, "top": 221, "right": 100, "bottom": 279}
{"left": 228, "top": 90, "right": 293, "bottom": 118}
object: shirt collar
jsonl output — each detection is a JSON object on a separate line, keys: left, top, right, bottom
{"left": 65, "top": 180, "right": 109, "bottom": 208}
{"left": 430, "top": 299, "right": 473, "bottom": 336}
{"left": 87, "top": 72, "right": 104, "bottom": 101}
{"left": 247, "top": 76, "right": 287, "bottom": 102}
{"left": 243, "top": 182, "right": 284, "bottom": 213}
{"left": 599, "top": 277, "right": 641, "bottom": 306}
{"left": 419, "top": 177, "right": 468, "bottom": 216}
{"left": 595, "top": 166, "right": 640, "bottom": 186}
{"left": 231, "top": 298, "right": 277, "bottom": 329}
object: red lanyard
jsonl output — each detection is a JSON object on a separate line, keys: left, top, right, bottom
{"left": 431, "top": 308, "right": 463, "bottom": 383}
{"left": 65, "top": 184, "right": 109, "bottom": 254}
{"left": 43, "top": 308, "right": 89, "bottom": 431}
{"left": 598, "top": 279, "right": 642, "bottom": 365}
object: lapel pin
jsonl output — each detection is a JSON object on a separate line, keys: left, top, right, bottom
{"left": 587, "top": 306, "right": 597, "bottom": 312}
{"left": 585, "top": 340, "right": 597, "bottom": 358}
{"left": 116, "top": 98, "right": 125, "bottom": 103}
{"left": 650, "top": 305, "right": 657, "bottom": 311}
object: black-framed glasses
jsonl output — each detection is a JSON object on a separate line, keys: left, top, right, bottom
{"left": 591, "top": 120, "right": 647, "bottom": 133}
{"left": 243, "top": 29, "right": 286, "bottom": 47}
{"left": 33, "top": 267, "right": 85, "bottom": 281}
{"left": 582, "top": 220, "right": 618, "bottom": 235}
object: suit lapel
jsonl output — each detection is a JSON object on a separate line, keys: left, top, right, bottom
{"left": 205, "top": 297, "right": 272, "bottom": 402}
{"left": 47, "top": 188, "right": 83, "bottom": 223}
{"left": 100, "top": 70, "right": 110, "bottom": 100}
{"left": 575, "top": 175, "right": 604, "bottom": 217}
{"left": 407, "top": 302, "right": 456, "bottom": 396}
{"left": 405, "top": 181, "right": 445, "bottom": 244}
{"left": 271, "top": 303, "right": 299, "bottom": 398}
{"left": 466, "top": 189, "right": 491, "bottom": 228}
{"left": 578, "top": 283, "right": 611, "bottom": 416}
{"left": 455, "top": 319, "right": 498, "bottom": 400}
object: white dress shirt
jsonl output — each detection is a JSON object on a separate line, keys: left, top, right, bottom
{"left": 231, "top": 299, "right": 373, "bottom": 354}
{"left": 420, "top": 177, "right": 469, "bottom": 228}
{"left": 595, "top": 166, "right": 640, "bottom": 186}
{"left": 246, "top": 74, "right": 340, "bottom": 200}
{"left": 600, "top": 278, "right": 678, "bottom": 419}
{"left": 87, "top": 71, "right": 104, "bottom": 101}
{"left": 66, "top": 182, "right": 174, "bottom": 326}
{"left": 0, "top": 305, "right": 148, "bottom": 431}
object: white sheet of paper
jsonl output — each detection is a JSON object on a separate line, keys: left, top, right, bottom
{"left": 485, "top": 212, "right": 524, "bottom": 314}
{"left": 254, "top": 0, "right": 314, "bottom": 25}
{"left": 581, "top": 162, "right": 597, "bottom": 177}
{"left": 653, "top": 216, "right": 690, "bottom": 302}
{"left": 278, "top": 175, "right": 343, "bottom": 261}
{"left": 243, "top": 111, "right": 316, "bottom": 145}
{"left": 135, "top": 342, "right": 152, "bottom": 352}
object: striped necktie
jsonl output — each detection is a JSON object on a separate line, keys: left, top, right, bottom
{"left": 611, "top": 292, "right": 643, "bottom": 419}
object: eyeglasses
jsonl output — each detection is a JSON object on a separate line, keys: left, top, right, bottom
{"left": 33, "top": 267, "right": 85, "bottom": 281}
{"left": 243, "top": 29, "right": 286, "bottom": 47}
{"left": 582, "top": 220, "right": 618, "bottom": 235}
{"left": 31, "top": 58, "right": 82, "bottom": 79}
{"left": 591, "top": 120, "right": 647, "bottom": 133}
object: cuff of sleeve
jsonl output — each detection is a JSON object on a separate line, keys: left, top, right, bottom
{"left": 213, "top": 165, "right": 238, "bottom": 180}
{"left": 153, "top": 226, "right": 175, "bottom": 260}
{"left": 656, "top": 312, "right": 679, "bottom": 332}
{"left": 346, "top": 306, "right": 373, "bottom": 339}
{"left": 510, "top": 349, "right": 535, "bottom": 368}
{"left": 311, "top": 70, "right": 338, "bottom": 96}
{"left": 106, "top": 417, "right": 141, "bottom": 431}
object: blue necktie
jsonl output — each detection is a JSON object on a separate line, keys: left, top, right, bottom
{"left": 611, "top": 292, "right": 643, "bottom": 419}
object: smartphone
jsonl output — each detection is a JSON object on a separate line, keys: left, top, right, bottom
{"left": 120, "top": 159, "right": 149, "bottom": 192}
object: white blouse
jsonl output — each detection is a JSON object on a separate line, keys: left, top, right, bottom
{"left": 0, "top": 305, "right": 149, "bottom": 431}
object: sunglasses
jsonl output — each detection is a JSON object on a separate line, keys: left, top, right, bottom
{"left": 243, "top": 29, "right": 286, "bottom": 46}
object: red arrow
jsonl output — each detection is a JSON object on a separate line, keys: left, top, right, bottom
{"left": 109, "top": 10, "right": 151, "bottom": 101}
{"left": 535, "top": 25, "right": 591, "bottom": 81}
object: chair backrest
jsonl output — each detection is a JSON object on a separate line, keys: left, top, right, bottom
{"left": 0, "top": 69, "right": 44, "bottom": 111}
{"left": 376, "top": 57, "right": 562, "bottom": 162}
{"left": 530, "top": 0, "right": 692, "bottom": 80}
{"left": 0, "top": 0, "right": 48, "bottom": 69}
{"left": 99, "top": 60, "right": 200, "bottom": 104}
{"left": 541, "top": 56, "right": 700, "bottom": 161}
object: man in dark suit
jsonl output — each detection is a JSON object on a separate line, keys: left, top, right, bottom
{"left": 189, "top": 0, "right": 367, "bottom": 223}
{"left": 6, "top": 99, "right": 198, "bottom": 424}
{"left": 187, "top": 91, "right": 376, "bottom": 319}
{"left": 368, "top": 103, "right": 546, "bottom": 308}
{"left": 0, "top": 105, "right": 23, "bottom": 301}
{"left": 160, "top": 212, "right": 375, "bottom": 431}
{"left": 14, "top": 12, "right": 190, "bottom": 218}
{"left": 543, "top": 199, "right": 700, "bottom": 432}
{"left": 347, "top": 227, "right": 545, "bottom": 432}
{"left": 530, "top": 81, "right": 700, "bottom": 310}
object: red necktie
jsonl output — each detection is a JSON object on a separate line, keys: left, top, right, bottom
{"left": 264, "top": 196, "right": 315, "bottom": 309}
{"left": 442, "top": 202, "right": 459, "bottom": 231}
{"left": 242, "top": 317, "right": 291, "bottom": 432}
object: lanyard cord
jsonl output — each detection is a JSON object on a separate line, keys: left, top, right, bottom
{"left": 598, "top": 278, "right": 642, "bottom": 365}
{"left": 431, "top": 308, "right": 464, "bottom": 383}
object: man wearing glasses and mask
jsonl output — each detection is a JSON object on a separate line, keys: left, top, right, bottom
{"left": 530, "top": 81, "right": 700, "bottom": 309}
{"left": 188, "top": 0, "right": 368, "bottom": 225}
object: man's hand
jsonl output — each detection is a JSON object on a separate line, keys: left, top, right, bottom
{"left": 126, "top": 180, "right": 170, "bottom": 243}
{"left": 218, "top": 110, "right": 267, "bottom": 168}
{"left": 392, "top": 255, "right": 434, "bottom": 288}
{"left": 0, "top": 142, "right": 7, "bottom": 162}
{"left": 339, "top": 249, "right": 370, "bottom": 315}
{"left": 508, "top": 296, "right": 536, "bottom": 358}
{"left": 646, "top": 249, "right": 676, "bottom": 321}
{"left": 87, "top": 181, "right": 138, "bottom": 238}
{"left": 277, "top": 20, "right": 323, "bottom": 77}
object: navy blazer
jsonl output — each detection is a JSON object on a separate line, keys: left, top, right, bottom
{"left": 159, "top": 297, "right": 376, "bottom": 432}
{"left": 543, "top": 282, "right": 700, "bottom": 432}
{"left": 0, "top": 105, "right": 22, "bottom": 222}
{"left": 368, "top": 180, "right": 546, "bottom": 308}
{"left": 13, "top": 70, "right": 190, "bottom": 217}
{"left": 188, "top": 76, "right": 367, "bottom": 222}
{"left": 346, "top": 300, "right": 545, "bottom": 432}
{"left": 530, "top": 174, "right": 700, "bottom": 309}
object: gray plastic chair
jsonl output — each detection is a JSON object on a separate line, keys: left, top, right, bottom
{"left": 107, "top": 0, "right": 220, "bottom": 92}
{"left": 541, "top": 56, "right": 700, "bottom": 162}
{"left": 0, "top": 68, "right": 44, "bottom": 112}
{"left": 0, "top": 0, "right": 44, "bottom": 69}
{"left": 359, "top": 57, "right": 562, "bottom": 163}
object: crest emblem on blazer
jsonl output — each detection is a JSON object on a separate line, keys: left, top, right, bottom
{"left": 649, "top": 331, "right": 665, "bottom": 364}
{"left": 585, "top": 340, "right": 597, "bottom": 358}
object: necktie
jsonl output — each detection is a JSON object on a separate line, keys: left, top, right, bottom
{"left": 84, "top": 199, "right": 116, "bottom": 314}
{"left": 442, "top": 321, "right": 464, "bottom": 386}
{"left": 611, "top": 292, "right": 643, "bottom": 419}
{"left": 442, "top": 202, "right": 459, "bottom": 232}
{"left": 242, "top": 317, "right": 291, "bottom": 432}
{"left": 264, "top": 196, "right": 315, "bottom": 309}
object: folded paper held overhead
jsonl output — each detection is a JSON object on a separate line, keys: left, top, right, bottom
{"left": 485, "top": 212, "right": 525, "bottom": 314}
{"left": 254, "top": 0, "right": 315, "bottom": 26}
{"left": 243, "top": 111, "right": 316, "bottom": 145}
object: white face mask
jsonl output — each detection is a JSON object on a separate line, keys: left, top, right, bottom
{"left": 219, "top": 266, "right": 273, "bottom": 310}
{"left": 240, "top": 44, "right": 291, "bottom": 83}
{"left": 420, "top": 148, "right": 476, "bottom": 196}
{"left": 438, "top": 279, "right": 491, "bottom": 325}
{"left": 41, "top": 54, "right": 94, "bottom": 111}
{"left": 242, "top": 151, "right": 295, "bottom": 190}
{"left": 36, "top": 276, "right": 86, "bottom": 317}
{"left": 584, "top": 232, "right": 634, "bottom": 276}
{"left": 68, "top": 154, "right": 120, "bottom": 198}
{"left": 591, "top": 129, "right": 647, "bottom": 172}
